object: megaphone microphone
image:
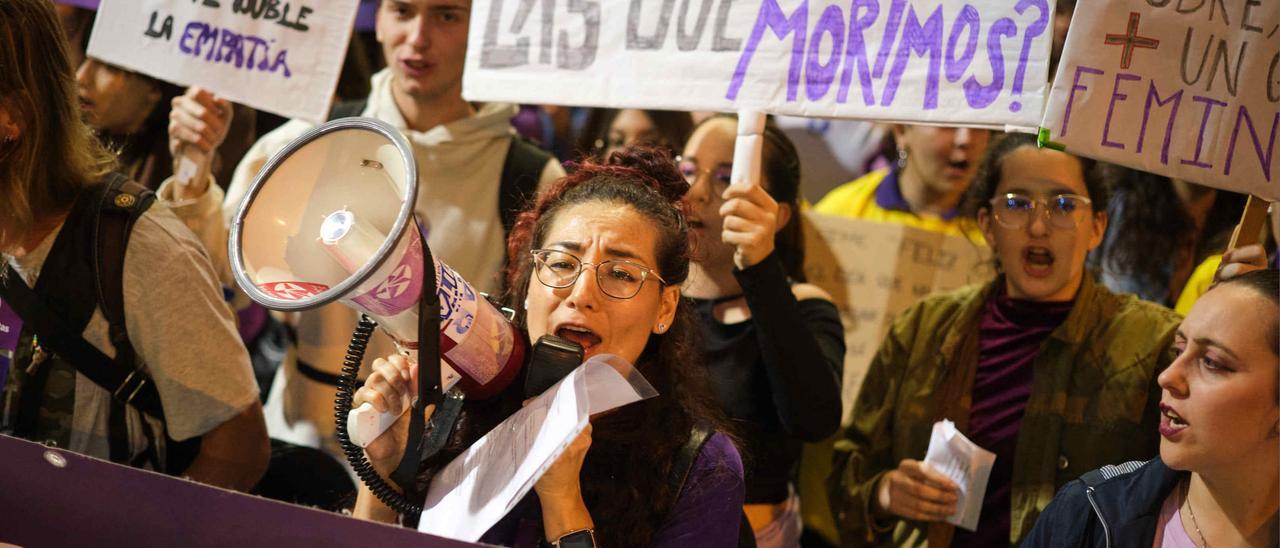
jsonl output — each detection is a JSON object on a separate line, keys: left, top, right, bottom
{"left": 228, "top": 118, "right": 532, "bottom": 516}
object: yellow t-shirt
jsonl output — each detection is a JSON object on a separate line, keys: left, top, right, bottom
{"left": 814, "top": 169, "right": 987, "bottom": 243}
{"left": 1174, "top": 254, "right": 1222, "bottom": 315}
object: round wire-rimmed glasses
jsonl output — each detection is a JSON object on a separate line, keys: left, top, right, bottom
{"left": 989, "top": 192, "right": 1093, "bottom": 230}
{"left": 530, "top": 249, "right": 667, "bottom": 299}
{"left": 675, "top": 156, "right": 731, "bottom": 188}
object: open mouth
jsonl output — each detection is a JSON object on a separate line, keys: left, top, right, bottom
{"left": 1022, "top": 246, "right": 1054, "bottom": 276}
{"left": 78, "top": 96, "right": 94, "bottom": 111}
{"left": 400, "top": 58, "right": 433, "bottom": 75}
{"left": 1160, "top": 404, "right": 1189, "bottom": 427}
{"left": 1159, "top": 403, "right": 1189, "bottom": 438}
{"left": 555, "top": 324, "right": 601, "bottom": 353}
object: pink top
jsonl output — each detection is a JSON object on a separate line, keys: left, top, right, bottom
{"left": 1153, "top": 486, "right": 1201, "bottom": 548}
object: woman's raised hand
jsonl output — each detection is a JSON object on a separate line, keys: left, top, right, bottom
{"left": 167, "top": 86, "right": 232, "bottom": 199}
{"left": 720, "top": 182, "right": 781, "bottom": 270}
{"left": 534, "top": 423, "right": 595, "bottom": 540}
{"left": 352, "top": 354, "right": 432, "bottom": 476}
{"left": 1215, "top": 244, "right": 1269, "bottom": 285}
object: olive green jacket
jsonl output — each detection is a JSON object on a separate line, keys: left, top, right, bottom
{"left": 829, "top": 275, "right": 1181, "bottom": 547}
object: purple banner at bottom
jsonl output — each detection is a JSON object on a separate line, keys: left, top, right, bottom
{"left": 0, "top": 434, "right": 483, "bottom": 547}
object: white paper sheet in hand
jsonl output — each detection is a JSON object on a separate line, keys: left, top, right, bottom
{"left": 923, "top": 420, "right": 996, "bottom": 532}
{"left": 418, "top": 355, "right": 653, "bottom": 541}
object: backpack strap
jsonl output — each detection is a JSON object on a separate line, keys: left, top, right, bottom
{"left": 0, "top": 175, "right": 162, "bottom": 420}
{"left": 670, "top": 423, "right": 713, "bottom": 496}
{"left": 93, "top": 175, "right": 158, "bottom": 465}
{"left": 669, "top": 424, "right": 757, "bottom": 548}
{"left": 328, "top": 99, "right": 369, "bottom": 121}
{"left": 499, "top": 135, "right": 553, "bottom": 237}
{"left": 94, "top": 174, "right": 156, "bottom": 368}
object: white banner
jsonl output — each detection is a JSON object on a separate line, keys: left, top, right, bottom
{"left": 464, "top": 0, "right": 1057, "bottom": 128}
{"left": 1041, "top": 0, "right": 1279, "bottom": 201}
{"left": 87, "top": 0, "right": 357, "bottom": 124}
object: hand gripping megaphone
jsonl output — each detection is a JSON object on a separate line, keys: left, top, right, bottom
{"left": 228, "top": 118, "right": 575, "bottom": 516}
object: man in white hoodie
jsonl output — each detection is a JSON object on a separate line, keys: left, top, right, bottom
{"left": 159, "top": 0, "right": 564, "bottom": 459}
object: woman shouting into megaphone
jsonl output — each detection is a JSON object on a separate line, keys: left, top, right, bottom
{"left": 353, "top": 147, "right": 748, "bottom": 547}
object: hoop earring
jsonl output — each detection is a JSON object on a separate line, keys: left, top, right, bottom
{"left": 896, "top": 147, "right": 908, "bottom": 170}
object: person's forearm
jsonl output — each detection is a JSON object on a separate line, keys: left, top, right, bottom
{"left": 182, "top": 443, "right": 268, "bottom": 492}
{"left": 172, "top": 150, "right": 215, "bottom": 201}
{"left": 540, "top": 490, "right": 595, "bottom": 541}
{"left": 354, "top": 482, "right": 402, "bottom": 524}
{"left": 736, "top": 253, "right": 843, "bottom": 440}
{"left": 181, "top": 403, "right": 270, "bottom": 492}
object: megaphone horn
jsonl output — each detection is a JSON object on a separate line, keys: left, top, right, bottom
{"left": 228, "top": 117, "right": 527, "bottom": 444}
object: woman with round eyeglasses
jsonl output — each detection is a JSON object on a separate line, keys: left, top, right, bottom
{"left": 1025, "top": 268, "right": 1279, "bottom": 548}
{"left": 352, "top": 147, "right": 747, "bottom": 547}
{"left": 830, "top": 133, "right": 1182, "bottom": 547}
{"left": 680, "top": 115, "right": 844, "bottom": 548}
{"left": 529, "top": 248, "right": 668, "bottom": 300}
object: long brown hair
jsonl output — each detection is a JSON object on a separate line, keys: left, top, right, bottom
{"left": 0, "top": 0, "right": 116, "bottom": 254}
{"left": 505, "top": 146, "right": 737, "bottom": 547}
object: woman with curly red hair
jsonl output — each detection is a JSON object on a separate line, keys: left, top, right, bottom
{"left": 353, "top": 146, "right": 747, "bottom": 547}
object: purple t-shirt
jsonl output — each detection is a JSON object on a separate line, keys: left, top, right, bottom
{"left": 480, "top": 432, "right": 745, "bottom": 547}
{"left": 951, "top": 292, "right": 1072, "bottom": 547}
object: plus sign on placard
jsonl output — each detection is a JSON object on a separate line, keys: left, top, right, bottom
{"left": 1104, "top": 12, "right": 1161, "bottom": 69}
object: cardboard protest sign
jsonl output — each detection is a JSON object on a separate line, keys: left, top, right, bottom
{"left": 1041, "top": 0, "right": 1279, "bottom": 201}
{"left": 800, "top": 212, "right": 993, "bottom": 421}
{"left": 796, "top": 212, "right": 992, "bottom": 544}
{"left": 87, "top": 0, "right": 357, "bottom": 124}
{"left": 464, "top": 0, "right": 1058, "bottom": 128}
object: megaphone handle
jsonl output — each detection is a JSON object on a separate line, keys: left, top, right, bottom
{"left": 347, "top": 399, "right": 409, "bottom": 448}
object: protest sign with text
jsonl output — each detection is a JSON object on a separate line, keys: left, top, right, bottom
{"left": 87, "top": 0, "right": 357, "bottom": 124}
{"left": 1041, "top": 0, "right": 1279, "bottom": 201}
{"left": 800, "top": 212, "right": 993, "bottom": 420}
{"left": 464, "top": 0, "right": 1057, "bottom": 128}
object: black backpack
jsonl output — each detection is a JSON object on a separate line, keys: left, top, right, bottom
{"left": 0, "top": 173, "right": 200, "bottom": 473}
{"left": 0, "top": 175, "right": 357, "bottom": 509}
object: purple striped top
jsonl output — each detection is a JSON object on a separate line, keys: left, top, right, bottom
{"left": 952, "top": 291, "right": 1073, "bottom": 547}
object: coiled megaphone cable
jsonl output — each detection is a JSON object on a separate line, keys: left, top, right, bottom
{"left": 333, "top": 315, "right": 426, "bottom": 518}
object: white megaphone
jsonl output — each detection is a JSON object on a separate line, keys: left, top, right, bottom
{"left": 228, "top": 118, "right": 527, "bottom": 448}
